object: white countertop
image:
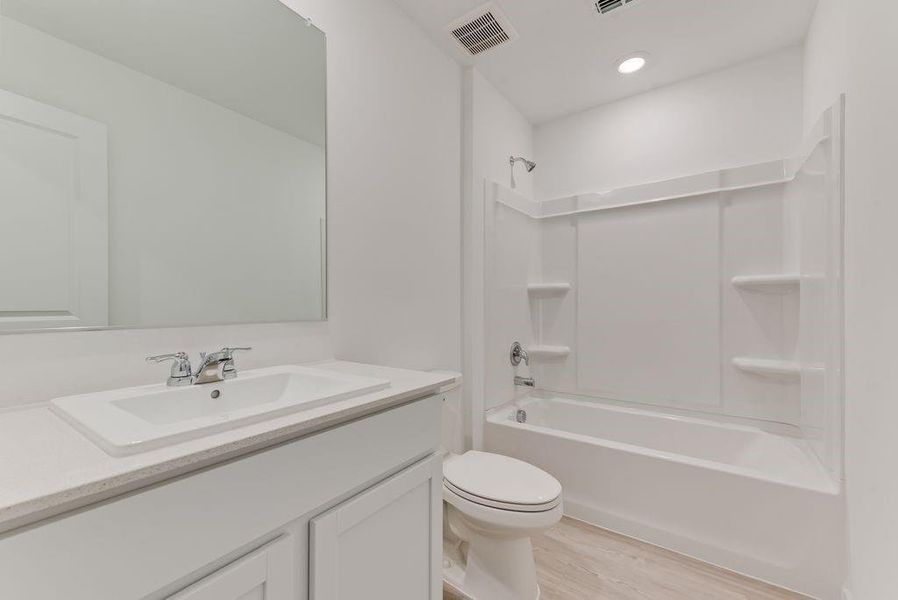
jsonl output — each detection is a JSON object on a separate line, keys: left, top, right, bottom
{"left": 0, "top": 360, "right": 454, "bottom": 535}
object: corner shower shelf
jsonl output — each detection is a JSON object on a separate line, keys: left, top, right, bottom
{"left": 527, "top": 283, "right": 571, "bottom": 298}
{"left": 529, "top": 345, "right": 571, "bottom": 360}
{"left": 732, "top": 357, "right": 801, "bottom": 380}
{"left": 731, "top": 274, "right": 800, "bottom": 294}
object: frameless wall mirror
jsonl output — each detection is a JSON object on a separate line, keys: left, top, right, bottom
{"left": 0, "top": 0, "right": 327, "bottom": 331}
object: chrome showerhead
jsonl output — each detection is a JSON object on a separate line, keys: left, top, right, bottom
{"left": 511, "top": 156, "right": 537, "bottom": 172}
{"left": 509, "top": 155, "right": 537, "bottom": 189}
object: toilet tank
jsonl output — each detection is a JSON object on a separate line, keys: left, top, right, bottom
{"left": 430, "top": 370, "right": 464, "bottom": 456}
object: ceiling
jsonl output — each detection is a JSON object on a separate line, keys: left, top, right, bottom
{"left": 393, "top": 0, "right": 817, "bottom": 124}
{"left": 1, "top": 0, "right": 326, "bottom": 146}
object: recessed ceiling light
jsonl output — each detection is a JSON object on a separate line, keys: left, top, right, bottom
{"left": 617, "top": 52, "right": 648, "bottom": 75}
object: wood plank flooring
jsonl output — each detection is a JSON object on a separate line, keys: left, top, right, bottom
{"left": 444, "top": 517, "right": 808, "bottom": 600}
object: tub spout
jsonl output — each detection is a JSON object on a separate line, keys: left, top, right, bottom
{"left": 514, "top": 375, "right": 535, "bottom": 387}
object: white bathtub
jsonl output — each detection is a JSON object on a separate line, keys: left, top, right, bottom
{"left": 485, "top": 394, "right": 845, "bottom": 599}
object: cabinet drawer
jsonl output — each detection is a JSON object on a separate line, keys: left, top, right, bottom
{"left": 169, "top": 535, "right": 294, "bottom": 600}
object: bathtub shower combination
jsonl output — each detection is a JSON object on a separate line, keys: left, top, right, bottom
{"left": 481, "top": 101, "right": 845, "bottom": 599}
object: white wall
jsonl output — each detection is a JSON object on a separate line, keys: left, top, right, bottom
{"left": 287, "top": 0, "right": 462, "bottom": 374}
{"left": 469, "top": 70, "right": 536, "bottom": 199}
{"left": 463, "top": 69, "right": 534, "bottom": 447}
{"left": 802, "top": 0, "right": 848, "bottom": 135}
{"left": 0, "top": 0, "right": 462, "bottom": 408}
{"left": 843, "top": 6, "right": 898, "bottom": 592}
{"left": 534, "top": 46, "right": 804, "bottom": 200}
{"left": 805, "top": 1, "right": 898, "bottom": 597}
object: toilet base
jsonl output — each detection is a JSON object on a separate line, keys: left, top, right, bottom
{"left": 443, "top": 514, "right": 542, "bottom": 600}
{"left": 442, "top": 539, "right": 474, "bottom": 599}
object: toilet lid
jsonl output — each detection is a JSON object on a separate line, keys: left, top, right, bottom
{"left": 443, "top": 451, "right": 562, "bottom": 508}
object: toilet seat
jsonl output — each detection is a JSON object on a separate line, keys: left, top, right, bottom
{"left": 444, "top": 480, "right": 561, "bottom": 512}
{"left": 443, "top": 451, "right": 562, "bottom": 512}
{"left": 444, "top": 483, "right": 564, "bottom": 534}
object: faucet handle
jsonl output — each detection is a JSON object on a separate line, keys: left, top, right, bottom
{"left": 146, "top": 352, "right": 193, "bottom": 386}
{"left": 510, "top": 341, "right": 530, "bottom": 366}
{"left": 219, "top": 347, "right": 252, "bottom": 380}
{"left": 146, "top": 351, "right": 189, "bottom": 364}
{"left": 221, "top": 346, "right": 252, "bottom": 358}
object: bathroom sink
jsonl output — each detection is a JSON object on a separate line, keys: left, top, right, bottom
{"left": 50, "top": 365, "right": 391, "bottom": 456}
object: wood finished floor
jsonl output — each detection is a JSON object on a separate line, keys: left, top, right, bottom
{"left": 444, "top": 517, "right": 808, "bottom": 600}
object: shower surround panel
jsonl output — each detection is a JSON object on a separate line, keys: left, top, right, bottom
{"left": 486, "top": 177, "right": 799, "bottom": 425}
{"left": 575, "top": 195, "right": 722, "bottom": 408}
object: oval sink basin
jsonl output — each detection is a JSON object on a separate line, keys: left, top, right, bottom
{"left": 50, "top": 365, "right": 391, "bottom": 456}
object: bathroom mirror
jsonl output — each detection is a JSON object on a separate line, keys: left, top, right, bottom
{"left": 0, "top": 0, "right": 327, "bottom": 331}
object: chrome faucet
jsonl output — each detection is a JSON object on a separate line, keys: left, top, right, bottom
{"left": 510, "top": 342, "right": 535, "bottom": 388}
{"left": 193, "top": 347, "right": 252, "bottom": 384}
{"left": 146, "top": 347, "right": 252, "bottom": 386}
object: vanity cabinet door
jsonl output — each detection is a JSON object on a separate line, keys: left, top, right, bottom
{"left": 168, "top": 535, "right": 294, "bottom": 600}
{"left": 310, "top": 454, "right": 442, "bottom": 600}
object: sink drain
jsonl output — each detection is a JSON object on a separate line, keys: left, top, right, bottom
{"left": 210, "top": 389, "right": 221, "bottom": 399}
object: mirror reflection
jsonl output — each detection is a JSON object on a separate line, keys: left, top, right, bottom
{"left": 0, "top": 0, "right": 327, "bottom": 330}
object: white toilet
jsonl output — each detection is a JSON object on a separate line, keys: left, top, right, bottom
{"left": 435, "top": 371, "right": 563, "bottom": 599}
{"left": 442, "top": 451, "right": 563, "bottom": 600}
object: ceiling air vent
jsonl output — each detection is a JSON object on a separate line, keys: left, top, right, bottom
{"left": 447, "top": 3, "right": 518, "bottom": 57}
{"left": 595, "top": 0, "right": 639, "bottom": 15}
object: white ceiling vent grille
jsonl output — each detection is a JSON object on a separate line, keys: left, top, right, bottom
{"left": 594, "top": 0, "right": 639, "bottom": 15}
{"left": 447, "top": 3, "right": 518, "bottom": 57}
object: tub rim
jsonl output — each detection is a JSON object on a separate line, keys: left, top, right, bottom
{"left": 486, "top": 395, "right": 840, "bottom": 496}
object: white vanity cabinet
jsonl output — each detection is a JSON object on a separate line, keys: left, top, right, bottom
{"left": 310, "top": 455, "right": 442, "bottom": 599}
{"left": 0, "top": 395, "right": 442, "bottom": 600}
